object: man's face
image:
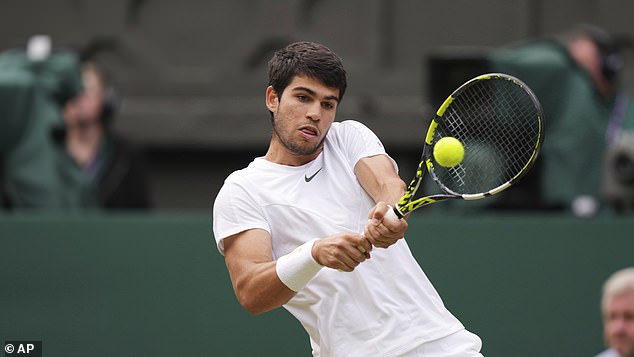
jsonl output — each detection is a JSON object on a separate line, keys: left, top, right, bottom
{"left": 604, "top": 289, "right": 634, "bottom": 357}
{"left": 568, "top": 36, "right": 611, "bottom": 98}
{"left": 63, "top": 69, "right": 104, "bottom": 128}
{"left": 265, "top": 75, "right": 340, "bottom": 165}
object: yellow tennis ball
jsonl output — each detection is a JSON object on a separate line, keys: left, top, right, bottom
{"left": 433, "top": 137, "right": 465, "bottom": 167}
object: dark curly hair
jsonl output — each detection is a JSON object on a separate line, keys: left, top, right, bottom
{"left": 267, "top": 41, "right": 347, "bottom": 102}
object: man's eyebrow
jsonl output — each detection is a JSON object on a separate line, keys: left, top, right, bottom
{"left": 292, "top": 86, "right": 340, "bottom": 102}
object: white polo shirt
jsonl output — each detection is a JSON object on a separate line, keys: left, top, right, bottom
{"left": 213, "top": 120, "right": 464, "bottom": 357}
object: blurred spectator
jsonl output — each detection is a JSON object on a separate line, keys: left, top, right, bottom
{"left": 594, "top": 267, "right": 634, "bottom": 357}
{"left": 58, "top": 61, "right": 152, "bottom": 210}
{"left": 1, "top": 40, "right": 84, "bottom": 209}
{"left": 486, "top": 24, "right": 634, "bottom": 216}
{"left": 1, "top": 37, "right": 151, "bottom": 211}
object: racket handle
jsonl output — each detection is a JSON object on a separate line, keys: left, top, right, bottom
{"left": 384, "top": 205, "right": 401, "bottom": 221}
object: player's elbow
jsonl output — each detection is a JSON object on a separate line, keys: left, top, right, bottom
{"left": 236, "top": 290, "right": 271, "bottom": 316}
{"left": 230, "top": 266, "right": 293, "bottom": 315}
{"left": 236, "top": 292, "right": 261, "bottom": 315}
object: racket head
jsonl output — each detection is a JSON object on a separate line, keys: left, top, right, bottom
{"left": 426, "top": 73, "right": 544, "bottom": 199}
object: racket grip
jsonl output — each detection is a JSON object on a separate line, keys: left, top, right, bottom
{"left": 384, "top": 205, "right": 401, "bottom": 221}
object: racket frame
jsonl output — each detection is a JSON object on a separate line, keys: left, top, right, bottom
{"left": 392, "top": 73, "right": 544, "bottom": 219}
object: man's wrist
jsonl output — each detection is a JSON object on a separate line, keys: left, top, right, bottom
{"left": 275, "top": 239, "right": 323, "bottom": 292}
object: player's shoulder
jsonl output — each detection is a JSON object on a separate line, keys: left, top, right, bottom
{"left": 215, "top": 163, "right": 260, "bottom": 205}
{"left": 328, "top": 119, "right": 374, "bottom": 139}
{"left": 221, "top": 158, "right": 263, "bottom": 186}
{"left": 332, "top": 119, "right": 369, "bottom": 131}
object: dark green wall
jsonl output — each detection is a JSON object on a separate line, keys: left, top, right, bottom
{"left": 1, "top": 213, "right": 632, "bottom": 356}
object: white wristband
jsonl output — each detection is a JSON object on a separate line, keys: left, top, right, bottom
{"left": 275, "top": 239, "right": 323, "bottom": 292}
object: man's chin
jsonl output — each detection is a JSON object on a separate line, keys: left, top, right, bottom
{"left": 289, "top": 140, "right": 323, "bottom": 156}
{"left": 613, "top": 343, "right": 634, "bottom": 357}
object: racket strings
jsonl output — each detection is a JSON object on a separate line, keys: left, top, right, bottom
{"left": 434, "top": 77, "right": 541, "bottom": 195}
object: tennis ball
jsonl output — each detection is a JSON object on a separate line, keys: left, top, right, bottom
{"left": 433, "top": 137, "right": 465, "bottom": 167}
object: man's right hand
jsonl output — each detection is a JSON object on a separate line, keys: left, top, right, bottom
{"left": 312, "top": 233, "right": 372, "bottom": 272}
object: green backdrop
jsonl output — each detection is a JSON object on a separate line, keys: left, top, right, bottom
{"left": 1, "top": 213, "right": 632, "bottom": 356}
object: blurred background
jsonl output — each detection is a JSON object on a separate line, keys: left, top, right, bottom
{"left": 1, "top": 1, "right": 634, "bottom": 357}
{"left": 2, "top": 0, "right": 633, "bottom": 212}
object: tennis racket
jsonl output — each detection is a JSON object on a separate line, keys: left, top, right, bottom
{"left": 386, "top": 73, "right": 544, "bottom": 220}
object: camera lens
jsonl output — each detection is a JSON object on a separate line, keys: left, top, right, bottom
{"left": 614, "top": 151, "right": 634, "bottom": 185}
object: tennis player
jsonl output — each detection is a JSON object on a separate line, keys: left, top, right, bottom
{"left": 212, "top": 41, "right": 483, "bottom": 357}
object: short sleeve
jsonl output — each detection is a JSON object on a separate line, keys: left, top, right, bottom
{"left": 335, "top": 120, "right": 397, "bottom": 172}
{"left": 212, "top": 174, "right": 270, "bottom": 255}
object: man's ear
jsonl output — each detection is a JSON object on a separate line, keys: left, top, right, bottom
{"left": 265, "top": 86, "right": 279, "bottom": 113}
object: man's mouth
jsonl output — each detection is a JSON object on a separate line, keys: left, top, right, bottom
{"left": 299, "top": 126, "right": 318, "bottom": 138}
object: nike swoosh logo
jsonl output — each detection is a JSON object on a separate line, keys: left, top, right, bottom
{"left": 304, "top": 168, "right": 322, "bottom": 182}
